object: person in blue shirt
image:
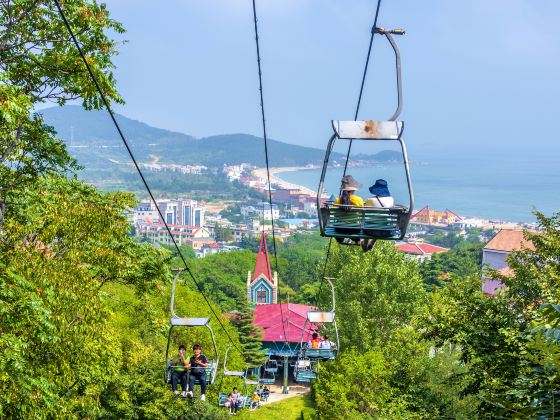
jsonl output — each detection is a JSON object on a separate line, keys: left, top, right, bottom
{"left": 185, "top": 343, "right": 209, "bottom": 401}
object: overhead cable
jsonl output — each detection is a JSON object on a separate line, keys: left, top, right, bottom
{"left": 52, "top": 0, "right": 243, "bottom": 355}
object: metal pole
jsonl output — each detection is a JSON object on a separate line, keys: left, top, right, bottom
{"left": 283, "top": 356, "right": 289, "bottom": 394}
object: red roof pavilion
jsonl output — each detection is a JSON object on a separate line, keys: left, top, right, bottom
{"left": 253, "top": 303, "right": 318, "bottom": 343}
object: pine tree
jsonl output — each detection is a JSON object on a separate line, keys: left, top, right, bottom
{"left": 231, "top": 299, "right": 267, "bottom": 366}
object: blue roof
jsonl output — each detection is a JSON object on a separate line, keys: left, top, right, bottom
{"left": 279, "top": 218, "right": 317, "bottom": 224}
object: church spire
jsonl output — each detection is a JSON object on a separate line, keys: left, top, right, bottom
{"left": 253, "top": 230, "right": 272, "bottom": 281}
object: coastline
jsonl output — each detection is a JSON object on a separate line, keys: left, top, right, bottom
{"left": 252, "top": 166, "right": 319, "bottom": 196}
{"left": 254, "top": 165, "right": 538, "bottom": 229}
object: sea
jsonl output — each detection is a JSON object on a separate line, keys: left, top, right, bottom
{"left": 276, "top": 155, "right": 560, "bottom": 223}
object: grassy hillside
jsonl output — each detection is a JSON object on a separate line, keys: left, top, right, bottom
{"left": 236, "top": 394, "right": 316, "bottom": 420}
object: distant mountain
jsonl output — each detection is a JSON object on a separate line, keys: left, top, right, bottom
{"left": 40, "top": 105, "right": 402, "bottom": 168}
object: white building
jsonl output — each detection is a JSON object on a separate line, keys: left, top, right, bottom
{"left": 134, "top": 198, "right": 205, "bottom": 227}
{"left": 241, "top": 203, "right": 279, "bottom": 220}
{"left": 453, "top": 218, "right": 485, "bottom": 229}
{"left": 137, "top": 221, "right": 210, "bottom": 245}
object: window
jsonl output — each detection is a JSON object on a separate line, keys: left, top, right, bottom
{"left": 256, "top": 289, "right": 267, "bottom": 304}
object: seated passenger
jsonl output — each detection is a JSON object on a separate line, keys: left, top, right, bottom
{"left": 319, "top": 335, "right": 334, "bottom": 350}
{"left": 231, "top": 387, "right": 241, "bottom": 412}
{"left": 334, "top": 175, "right": 364, "bottom": 209}
{"left": 250, "top": 391, "right": 260, "bottom": 410}
{"left": 186, "top": 343, "right": 209, "bottom": 401}
{"left": 307, "top": 332, "right": 320, "bottom": 349}
{"left": 171, "top": 344, "right": 190, "bottom": 397}
{"left": 362, "top": 179, "right": 396, "bottom": 251}
{"left": 334, "top": 175, "right": 364, "bottom": 244}
{"left": 225, "top": 393, "right": 235, "bottom": 414}
{"left": 365, "top": 179, "right": 394, "bottom": 208}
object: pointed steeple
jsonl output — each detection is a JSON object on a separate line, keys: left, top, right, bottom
{"left": 253, "top": 231, "right": 272, "bottom": 281}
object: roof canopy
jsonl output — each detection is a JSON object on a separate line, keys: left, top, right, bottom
{"left": 253, "top": 303, "right": 318, "bottom": 343}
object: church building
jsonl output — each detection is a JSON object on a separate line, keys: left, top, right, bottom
{"left": 247, "top": 231, "right": 278, "bottom": 305}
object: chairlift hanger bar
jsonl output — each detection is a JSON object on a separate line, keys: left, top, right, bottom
{"left": 317, "top": 0, "right": 384, "bottom": 308}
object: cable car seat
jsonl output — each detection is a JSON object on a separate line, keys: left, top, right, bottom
{"left": 321, "top": 202, "right": 407, "bottom": 241}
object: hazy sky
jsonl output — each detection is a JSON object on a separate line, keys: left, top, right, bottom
{"left": 101, "top": 0, "right": 560, "bottom": 159}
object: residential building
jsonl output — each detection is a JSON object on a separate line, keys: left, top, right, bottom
{"left": 395, "top": 242, "right": 449, "bottom": 262}
{"left": 136, "top": 221, "right": 210, "bottom": 245}
{"left": 279, "top": 218, "right": 318, "bottom": 230}
{"left": 411, "top": 205, "right": 462, "bottom": 225}
{"left": 181, "top": 199, "right": 205, "bottom": 227}
{"left": 241, "top": 203, "right": 279, "bottom": 220}
{"left": 133, "top": 198, "right": 205, "bottom": 227}
{"left": 482, "top": 229, "right": 534, "bottom": 295}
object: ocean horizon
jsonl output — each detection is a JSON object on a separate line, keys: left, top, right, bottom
{"left": 275, "top": 155, "right": 560, "bottom": 223}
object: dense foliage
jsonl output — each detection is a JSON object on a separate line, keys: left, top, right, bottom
{"left": 2, "top": 1, "right": 560, "bottom": 418}
{"left": 0, "top": 176, "right": 247, "bottom": 418}
{"left": 0, "top": 3, "right": 244, "bottom": 418}
{"left": 313, "top": 214, "right": 560, "bottom": 418}
{"left": 419, "top": 242, "right": 483, "bottom": 289}
{"left": 313, "top": 243, "right": 477, "bottom": 418}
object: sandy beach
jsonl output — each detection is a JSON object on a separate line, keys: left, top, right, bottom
{"left": 252, "top": 166, "right": 319, "bottom": 196}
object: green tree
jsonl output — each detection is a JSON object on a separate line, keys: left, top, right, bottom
{"left": 419, "top": 242, "right": 483, "bottom": 289}
{"left": 0, "top": 178, "right": 168, "bottom": 417}
{"left": 230, "top": 300, "right": 267, "bottom": 366}
{"left": 187, "top": 250, "right": 256, "bottom": 310}
{"left": 214, "top": 223, "right": 234, "bottom": 242}
{"left": 326, "top": 242, "right": 425, "bottom": 350}
{"left": 313, "top": 350, "right": 409, "bottom": 418}
{"left": 0, "top": 0, "right": 123, "bottom": 224}
{"left": 418, "top": 212, "right": 560, "bottom": 416}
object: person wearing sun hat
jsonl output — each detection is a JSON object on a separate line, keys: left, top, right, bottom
{"left": 362, "top": 179, "right": 397, "bottom": 251}
{"left": 334, "top": 175, "right": 364, "bottom": 208}
{"left": 365, "top": 179, "right": 395, "bottom": 208}
{"left": 332, "top": 175, "right": 364, "bottom": 244}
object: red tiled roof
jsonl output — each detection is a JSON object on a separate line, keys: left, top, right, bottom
{"left": 396, "top": 243, "right": 449, "bottom": 255}
{"left": 484, "top": 229, "right": 535, "bottom": 252}
{"left": 253, "top": 303, "right": 318, "bottom": 343}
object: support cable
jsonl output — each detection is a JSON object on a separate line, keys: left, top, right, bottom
{"left": 342, "top": 0, "right": 383, "bottom": 176}
{"left": 52, "top": 0, "right": 243, "bottom": 355}
{"left": 251, "top": 0, "right": 290, "bottom": 348}
{"left": 316, "top": 0, "right": 383, "bottom": 308}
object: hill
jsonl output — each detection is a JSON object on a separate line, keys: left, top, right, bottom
{"left": 40, "top": 106, "right": 401, "bottom": 168}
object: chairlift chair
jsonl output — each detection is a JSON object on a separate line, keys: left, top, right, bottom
{"left": 299, "top": 278, "right": 339, "bottom": 361}
{"left": 218, "top": 347, "right": 253, "bottom": 409}
{"left": 317, "top": 28, "right": 414, "bottom": 244}
{"left": 259, "top": 359, "right": 278, "bottom": 385}
{"left": 165, "top": 271, "right": 219, "bottom": 388}
{"left": 293, "top": 359, "right": 318, "bottom": 383}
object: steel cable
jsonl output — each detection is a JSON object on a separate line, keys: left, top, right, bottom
{"left": 251, "top": 0, "right": 291, "bottom": 349}
{"left": 315, "top": 0, "right": 383, "bottom": 309}
{"left": 52, "top": 0, "right": 243, "bottom": 355}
